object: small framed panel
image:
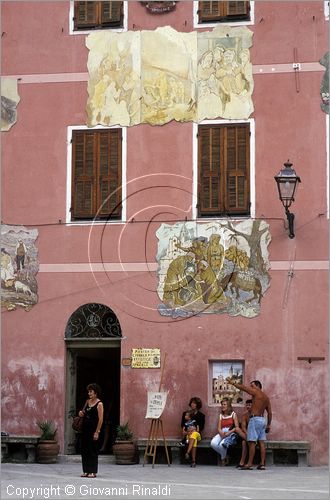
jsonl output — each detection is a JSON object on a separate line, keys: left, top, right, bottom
{"left": 209, "top": 359, "right": 244, "bottom": 405}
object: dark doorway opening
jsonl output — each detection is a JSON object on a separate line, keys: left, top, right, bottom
{"left": 74, "top": 347, "right": 120, "bottom": 455}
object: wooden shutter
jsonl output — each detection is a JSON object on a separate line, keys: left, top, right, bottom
{"left": 198, "top": 126, "right": 222, "bottom": 215}
{"left": 198, "top": 124, "right": 250, "bottom": 217}
{"left": 72, "top": 130, "right": 122, "bottom": 220}
{"left": 198, "top": 1, "right": 250, "bottom": 23}
{"left": 227, "top": 1, "right": 249, "bottom": 17}
{"left": 74, "top": 1, "right": 123, "bottom": 30}
{"left": 224, "top": 124, "right": 250, "bottom": 214}
{"left": 74, "top": 1, "right": 98, "bottom": 30}
{"left": 100, "top": 1, "right": 123, "bottom": 27}
{"left": 72, "top": 131, "right": 97, "bottom": 219}
{"left": 98, "top": 129, "right": 122, "bottom": 218}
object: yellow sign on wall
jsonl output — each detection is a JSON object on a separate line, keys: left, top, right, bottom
{"left": 131, "top": 348, "right": 161, "bottom": 368}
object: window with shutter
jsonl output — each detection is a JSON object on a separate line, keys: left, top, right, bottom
{"left": 74, "top": 1, "right": 124, "bottom": 30}
{"left": 71, "top": 129, "right": 122, "bottom": 220}
{"left": 198, "top": 123, "right": 250, "bottom": 217}
{"left": 198, "top": 1, "right": 250, "bottom": 23}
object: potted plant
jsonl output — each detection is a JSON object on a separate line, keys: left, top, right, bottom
{"left": 112, "top": 421, "right": 138, "bottom": 464}
{"left": 36, "top": 420, "right": 60, "bottom": 464}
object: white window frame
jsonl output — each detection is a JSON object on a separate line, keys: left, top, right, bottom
{"left": 69, "top": 0, "right": 128, "bottom": 35}
{"left": 324, "top": 1, "right": 329, "bottom": 20}
{"left": 192, "top": 118, "right": 255, "bottom": 221}
{"left": 193, "top": 0, "right": 254, "bottom": 28}
{"left": 66, "top": 125, "right": 127, "bottom": 225}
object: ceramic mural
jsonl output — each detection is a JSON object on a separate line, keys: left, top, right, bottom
{"left": 156, "top": 220, "right": 271, "bottom": 318}
{"left": 1, "top": 225, "right": 39, "bottom": 311}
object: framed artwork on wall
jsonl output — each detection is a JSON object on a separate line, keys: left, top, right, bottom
{"left": 209, "top": 360, "right": 244, "bottom": 405}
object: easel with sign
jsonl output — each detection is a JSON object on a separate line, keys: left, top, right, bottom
{"left": 143, "top": 353, "right": 170, "bottom": 468}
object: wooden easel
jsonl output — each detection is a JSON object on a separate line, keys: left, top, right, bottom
{"left": 143, "top": 353, "right": 170, "bottom": 468}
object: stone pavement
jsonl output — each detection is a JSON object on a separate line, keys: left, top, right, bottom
{"left": 1, "top": 460, "right": 328, "bottom": 500}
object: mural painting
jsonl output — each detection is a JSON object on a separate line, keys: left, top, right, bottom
{"left": 156, "top": 220, "right": 271, "bottom": 318}
{"left": 1, "top": 225, "right": 39, "bottom": 311}
{"left": 212, "top": 361, "right": 244, "bottom": 404}
{"left": 86, "top": 26, "right": 253, "bottom": 127}
{"left": 86, "top": 30, "right": 141, "bottom": 127}
{"left": 197, "top": 26, "right": 254, "bottom": 121}
{"left": 320, "top": 51, "right": 329, "bottom": 114}
{"left": 141, "top": 27, "right": 197, "bottom": 124}
{"left": 1, "top": 78, "right": 20, "bottom": 132}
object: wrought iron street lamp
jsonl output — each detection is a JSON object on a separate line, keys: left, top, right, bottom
{"left": 274, "top": 160, "right": 301, "bottom": 238}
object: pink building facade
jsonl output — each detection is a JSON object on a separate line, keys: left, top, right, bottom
{"left": 1, "top": 1, "right": 328, "bottom": 465}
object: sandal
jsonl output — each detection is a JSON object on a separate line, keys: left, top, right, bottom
{"left": 243, "top": 465, "right": 254, "bottom": 470}
{"left": 190, "top": 462, "right": 196, "bottom": 468}
{"left": 80, "top": 473, "right": 88, "bottom": 477}
{"left": 87, "top": 473, "right": 97, "bottom": 478}
{"left": 257, "top": 464, "right": 266, "bottom": 470}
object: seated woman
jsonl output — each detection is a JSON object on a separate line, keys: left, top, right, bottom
{"left": 180, "top": 397, "right": 205, "bottom": 436}
{"left": 210, "top": 397, "right": 243, "bottom": 466}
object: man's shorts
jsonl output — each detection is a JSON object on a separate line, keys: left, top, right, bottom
{"left": 247, "top": 416, "right": 266, "bottom": 442}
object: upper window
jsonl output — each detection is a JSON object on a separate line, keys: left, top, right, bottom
{"left": 73, "top": 1, "right": 124, "bottom": 31}
{"left": 198, "top": 1, "right": 250, "bottom": 23}
{"left": 198, "top": 123, "right": 250, "bottom": 218}
{"left": 71, "top": 129, "right": 122, "bottom": 221}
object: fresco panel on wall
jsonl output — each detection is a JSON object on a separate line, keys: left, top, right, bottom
{"left": 156, "top": 220, "right": 270, "bottom": 318}
{"left": 1, "top": 78, "right": 20, "bottom": 132}
{"left": 86, "top": 26, "right": 253, "bottom": 127}
{"left": 1, "top": 225, "right": 39, "bottom": 311}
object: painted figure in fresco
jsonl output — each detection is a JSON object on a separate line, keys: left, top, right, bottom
{"left": 197, "top": 260, "right": 226, "bottom": 305}
{"left": 198, "top": 50, "right": 223, "bottom": 119}
{"left": 176, "top": 237, "right": 208, "bottom": 267}
{"left": 226, "top": 379, "right": 272, "bottom": 470}
{"left": 163, "top": 253, "right": 197, "bottom": 306}
{"left": 15, "top": 239, "right": 27, "bottom": 272}
{"left": 216, "top": 49, "right": 242, "bottom": 109}
{"left": 207, "top": 234, "right": 225, "bottom": 274}
{"left": 212, "top": 45, "right": 225, "bottom": 72}
{"left": 1, "top": 248, "right": 16, "bottom": 285}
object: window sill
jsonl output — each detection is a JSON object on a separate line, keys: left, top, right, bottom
{"left": 66, "top": 220, "right": 125, "bottom": 226}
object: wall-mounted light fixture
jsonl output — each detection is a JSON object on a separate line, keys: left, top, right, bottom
{"left": 274, "top": 160, "right": 301, "bottom": 238}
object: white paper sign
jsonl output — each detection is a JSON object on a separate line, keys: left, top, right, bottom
{"left": 145, "top": 391, "right": 168, "bottom": 419}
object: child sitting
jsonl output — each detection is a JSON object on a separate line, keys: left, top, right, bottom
{"left": 184, "top": 424, "right": 201, "bottom": 467}
{"left": 180, "top": 410, "right": 197, "bottom": 446}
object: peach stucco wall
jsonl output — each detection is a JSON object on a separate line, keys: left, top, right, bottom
{"left": 1, "top": 1, "right": 328, "bottom": 465}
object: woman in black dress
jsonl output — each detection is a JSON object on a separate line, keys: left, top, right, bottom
{"left": 79, "top": 383, "right": 104, "bottom": 478}
{"left": 181, "top": 397, "right": 205, "bottom": 435}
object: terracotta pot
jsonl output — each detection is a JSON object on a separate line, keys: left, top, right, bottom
{"left": 37, "top": 440, "right": 60, "bottom": 464}
{"left": 112, "top": 440, "right": 137, "bottom": 464}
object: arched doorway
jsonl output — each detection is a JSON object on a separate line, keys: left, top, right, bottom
{"left": 64, "top": 303, "right": 122, "bottom": 454}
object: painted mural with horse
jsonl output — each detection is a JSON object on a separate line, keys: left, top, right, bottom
{"left": 157, "top": 219, "right": 271, "bottom": 318}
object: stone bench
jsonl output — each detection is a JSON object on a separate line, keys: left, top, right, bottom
{"left": 1, "top": 435, "right": 39, "bottom": 463}
{"left": 137, "top": 438, "right": 311, "bottom": 467}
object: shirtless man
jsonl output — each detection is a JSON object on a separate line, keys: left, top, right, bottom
{"left": 227, "top": 379, "right": 272, "bottom": 470}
